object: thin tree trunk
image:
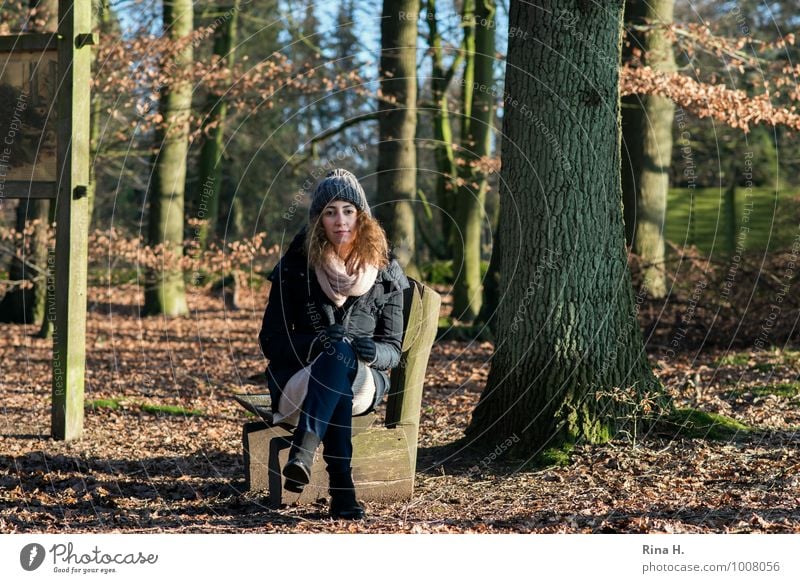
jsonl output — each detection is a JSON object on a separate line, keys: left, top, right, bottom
{"left": 144, "top": 0, "right": 192, "bottom": 317}
{"left": 426, "top": 0, "right": 459, "bottom": 254}
{"left": 376, "top": 0, "right": 419, "bottom": 276}
{"left": 197, "top": 1, "right": 239, "bottom": 248}
{"left": 452, "top": 0, "right": 495, "bottom": 323}
{"left": 621, "top": 0, "right": 676, "bottom": 299}
{"left": 466, "top": 1, "right": 666, "bottom": 452}
{"left": 724, "top": 159, "right": 737, "bottom": 257}
{"left": 476, "top": 214, "right": 500, "bottom": 334}
{"left": 86, "top": 0, "right": 112, "bottom": 223}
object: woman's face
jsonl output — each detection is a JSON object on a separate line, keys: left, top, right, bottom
{"left": 321, "top": 200, "right": 358, "bottom": 254}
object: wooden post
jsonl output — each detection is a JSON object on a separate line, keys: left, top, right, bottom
{"left": 52, "top": 0, "right": 92, "bottom": 441}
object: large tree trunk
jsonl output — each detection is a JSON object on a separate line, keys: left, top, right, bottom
{"left": 451, "top": 0, "right": 495, "bottom": 323}
{"left": 376, "top": 0, "right": 419, "bottom": 276}
{"left": 197, "top": 1, "right": 239, "bottom": 248}
{"left": 466, "top": 0, "right": 666, "bottom": 452}
{"left": 0, "top": 0, "right": 57, "bottom": 326}
{"left": 144, "top": 0, "right": 192, "bottom": 316}
{"left": 621, "top": 0, "right": 676, "bottom": 299}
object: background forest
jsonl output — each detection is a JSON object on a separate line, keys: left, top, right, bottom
{"left": 1, "top": 0, "right": 799, "bottom": 534}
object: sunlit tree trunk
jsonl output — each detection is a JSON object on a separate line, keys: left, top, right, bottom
{"left": 197, "top": 1, "right": 239, "bottom": 247}
{"left": 144, "top": 0, "right": 192, "bottom": 316}
{"left": 621, "top": 0, "right": 676, "bottom": 299}
{"left": 376, "top": 0, "right": 419, "bottom": 276}
{"left": 426, "top": 0, "right": 459, "bottom": 255}
{"left": 452, "top": 0, "right": 495, "bottom": 323}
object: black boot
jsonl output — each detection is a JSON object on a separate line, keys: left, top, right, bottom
{"left": 328, "top": 471, "right": 365, "bottom": 520}
{"left": 283, "top": 430, "right": 321, "bottom": 493}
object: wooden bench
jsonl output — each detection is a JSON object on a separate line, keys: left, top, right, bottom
{"left": 235, "top": 278, "right": 441, "bottom": 506}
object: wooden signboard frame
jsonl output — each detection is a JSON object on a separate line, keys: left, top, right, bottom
{"left": 0, "top": 0, "right": 93, "bottom": 441}
{"left": 0, "top": 33, "right": 58, "bottom": 200}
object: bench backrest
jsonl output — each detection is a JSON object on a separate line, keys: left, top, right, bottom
{"left": 384, "top": 278, "right": 441, "bottom": 470}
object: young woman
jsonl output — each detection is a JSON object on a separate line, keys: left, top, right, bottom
{"left": 258, "top": 169, "right": 408, "bottom": 520}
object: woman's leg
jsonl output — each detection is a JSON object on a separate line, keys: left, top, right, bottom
{"left": 283, "top": 340, "right": 356, "bottom": 492}
{"left": 321, "top": 387, "right": 354, "bottom": 476}
{"left": 313, "top": 345, "right": 365, "bottom": 519}
{"left": 296, "top": 340, "right": 357, "bottom": 439}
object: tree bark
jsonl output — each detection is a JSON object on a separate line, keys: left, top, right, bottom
{"left": 452, "top": 0, "right": 495, "bottom": 323}
{"left": 376, "top": 0, "right": 419, "bottom": 275}
{"left": 621, "top": 0, "right": 676, "bottom": 299}
{"left": 86, "top": 0, "right": 113, "bottom": 223}
{"left": 144, "top": 0, "right": 192, "bottom": 316}
{"left": 197, "top": 1, "right": 239, "bottom": 247}
{"left": 426, "top": 0, "right": 459, "bottom": 255}
{"left": 466, "top": 0, "right": 666, "bottom": 452}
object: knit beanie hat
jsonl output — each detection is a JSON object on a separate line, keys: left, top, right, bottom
{"left": 309, "top": 169, "right": 371, "bottom": 220}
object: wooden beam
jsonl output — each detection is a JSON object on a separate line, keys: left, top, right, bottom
{"left": 51, "top": 0, "right": 91, "bottom": 441}
{"left": 1, "top": 182, "right": 56, "bottom": 199}
{"left": 0, "top": 33, "right": 56, "bottom": 52}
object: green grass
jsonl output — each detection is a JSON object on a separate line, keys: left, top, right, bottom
{"left": 661, "top": 408, "right": 751, "bottom": 440}
{"left": 533, "top": 442, "right": 575, "bottom": 468}
{"left": 85, "top": 398, "right": 207, "bottom": 417}
{"left": 751, "top": 363, "right": 776, "bottom": 372}
{"left": 140, "top": 403, "right": 205, "bottom": 417}
{"left": 715, "top": 349, "right": 800, "bottom": 371}
{"left": 715, "top": 352, "right": 751, "bottom": 367}
{"left": 420, "top": 259, "right": 490, "bottom": 286}
{"left": 777, "top": 351, "right": 800, "bottom": 366}
{"left": 85, "top": 398, "right": 125, "bottom": 411}
{"left": 749, "top": 382, "right": 800, "bottom": 398}
{"left": 666, "top": 187, "right": 797, "bottom": 256}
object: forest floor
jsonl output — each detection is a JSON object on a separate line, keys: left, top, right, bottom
{"left": 1, "top": 283, "right": 799, "bottom": 533}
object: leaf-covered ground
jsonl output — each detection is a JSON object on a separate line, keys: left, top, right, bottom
{"left": 1, "top": 284, "right": 799, "bottom": 533}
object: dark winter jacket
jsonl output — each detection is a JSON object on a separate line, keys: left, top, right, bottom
{"left": 258, "top": 227, "right": 409, "bottom": 413}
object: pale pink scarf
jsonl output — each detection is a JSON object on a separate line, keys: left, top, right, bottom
{"left": 315, "top": 248, "right": 378, "bottom": 307}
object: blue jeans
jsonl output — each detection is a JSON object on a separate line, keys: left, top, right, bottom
{"left": 296, "top": 340, "right": 358, "bottom": 475}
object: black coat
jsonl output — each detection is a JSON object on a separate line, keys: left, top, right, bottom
{"left": 258, "top": 227, "right": 409, "bottom": 413}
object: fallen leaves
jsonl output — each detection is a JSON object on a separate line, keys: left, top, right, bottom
{"left": 1, "top": 284, "right": 799, "bottom": 533}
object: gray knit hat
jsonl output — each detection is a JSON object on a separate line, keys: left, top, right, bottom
{"left": 309, "top": 169, "right": 370, "bottom": 220}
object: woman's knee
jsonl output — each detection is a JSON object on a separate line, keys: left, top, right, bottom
{"left": 319, "top": 340, "right": 356, "bottom": 362}
{"left": 314, "top": 340, "right": 357, "bottom": 376}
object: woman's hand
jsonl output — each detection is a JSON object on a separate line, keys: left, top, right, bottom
{"left": 351, "top": 336, "right": 377, "bottom": 363}
{"left": 322, "top": 323, "right": 346, "bottom": 343}
{"left": 306, "top": 323, "right": 346, "bottom": 362}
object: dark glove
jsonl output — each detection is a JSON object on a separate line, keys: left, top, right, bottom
{"left": 351, "top": 336, "right": 377, "bottom": 363}
{"left": 307, "top": 324, "right": 346, "bottom": 363}
{"left": 322, "top": 323, "right": 346, "bottom": 343}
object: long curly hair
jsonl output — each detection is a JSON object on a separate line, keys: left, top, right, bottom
{"left": 307, "top": 209, "right": 390, "bottom": 272}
